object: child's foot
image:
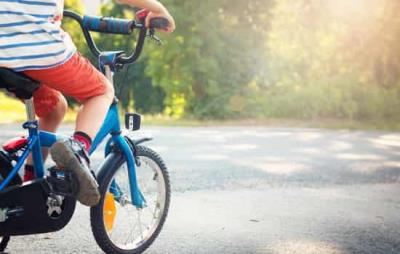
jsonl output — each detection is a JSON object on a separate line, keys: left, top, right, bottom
{"left": 50, "top": 139, "right": 100, "bottom": 207}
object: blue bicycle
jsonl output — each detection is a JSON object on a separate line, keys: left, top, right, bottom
{"left": 0, "top": 9, "right": 171, "bottom": 254}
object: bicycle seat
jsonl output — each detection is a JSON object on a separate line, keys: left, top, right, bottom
{"left": 0, "top": 68, "right": 40, "bottom": 99}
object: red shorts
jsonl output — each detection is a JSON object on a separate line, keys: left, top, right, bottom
{"left": 23, "top": 53, "right": 109, "bottom": 117}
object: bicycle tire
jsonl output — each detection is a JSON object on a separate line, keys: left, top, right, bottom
{"left": 0, "top": 158, "right": 12, "bottom": 253}
{"left": 0, "top": 236, "right": 10, "bottom": 252}
{"left": 91, "top": 145, "right": 171, "bottom": 254}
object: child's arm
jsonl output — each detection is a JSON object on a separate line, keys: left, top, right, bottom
{"left": 116, "top": 0, "right": 175, "bottom": 32}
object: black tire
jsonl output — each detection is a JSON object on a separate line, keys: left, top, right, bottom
{"left": 0, "top": 236, "right": 10, "bottom": 252}
{"left": 91, "top": 145, "right": 171, "bottom": 254}
{"left": 0, "top": 154, "right": 13, "bottom": 253}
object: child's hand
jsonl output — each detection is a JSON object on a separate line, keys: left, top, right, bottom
{"left": 115, "top": 0, "right": 175, "bottom": 32}
{"left": 145, "top": 10, "right": 175, "bottom": 33}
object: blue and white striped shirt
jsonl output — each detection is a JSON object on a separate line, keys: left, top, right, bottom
{"left": 0, "top": 0, "right": 76, "bottom": 71}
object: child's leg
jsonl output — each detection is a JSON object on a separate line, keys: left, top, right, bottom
{"left": 36, "top": 92, "right": 68, "bottom": 136}
{"left": 24, "top": 87, "right": 67, "bottom": 181}
{"left": 75, "top": 85, "right": 114, "bottom": 139}
{"left": 23, "top": 53, "right": 114, "bottom": 206}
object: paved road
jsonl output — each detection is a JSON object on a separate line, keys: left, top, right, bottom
{"left": 1, "top": 125, "right": 400, "bottom": 254}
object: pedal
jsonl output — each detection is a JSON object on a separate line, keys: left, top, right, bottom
{"left": 46, "top": 167, "right": 79, "bottom": 197}
{"left": 125, "top": 113, "right": 141, "bottom": 131}
{"left": 0, "top": 207, "right": 24, "bottom": 222}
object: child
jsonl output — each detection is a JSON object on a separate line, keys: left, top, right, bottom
{"left": 0, "top": 0, "right": 175, "bottom": 206}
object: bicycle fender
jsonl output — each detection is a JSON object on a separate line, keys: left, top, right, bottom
{"left": 102, "top": 136, "right": 143, "bottom": 168}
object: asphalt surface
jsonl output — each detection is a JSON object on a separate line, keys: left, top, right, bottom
{"left": 1, "top": 125, "right": 400, "bottom": 254}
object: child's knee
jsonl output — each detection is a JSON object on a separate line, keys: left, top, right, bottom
{"left": 41, "top": 94, "right": 67, "bottom": 121}
{"left": 34, "top": 87, "right": 66, "bottom": 119}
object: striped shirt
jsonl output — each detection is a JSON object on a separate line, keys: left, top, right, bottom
{"left": 0, "top": 0, "right": 76, "bottom": 71}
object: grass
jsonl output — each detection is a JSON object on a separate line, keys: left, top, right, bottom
{"left": 1, "top": 93, "right": 399, "bottom": 131}
{"left": 0, "top": 93, "right": 28, "bottom": 123}
{"left": 0, "top": 93, "right": 77, "bottom": 123}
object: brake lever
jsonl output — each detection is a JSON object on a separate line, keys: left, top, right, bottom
{"left": 148, "top": 29, "right": 163, "bottom": 45}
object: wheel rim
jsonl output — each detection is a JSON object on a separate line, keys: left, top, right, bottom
{"left": 103, "top": 155, "right": 167, "bottom": 250}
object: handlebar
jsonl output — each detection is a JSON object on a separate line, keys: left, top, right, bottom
{"left": 82, "top": 16, "right": 138, "bottom": 35}
{"left": 63, "top": 10, "right": 169, "bottom": 65}
{"left": 149, "top": 18, "right": 170, "bottom": 30}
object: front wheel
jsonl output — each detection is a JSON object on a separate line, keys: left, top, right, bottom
{"left": 0, "top": 236, "right": 10, "bottom": 252}
{"left": 91, "top": 145, "right": 171, "bottom": 254}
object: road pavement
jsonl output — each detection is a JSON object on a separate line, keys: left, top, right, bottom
{"left": 1, "top": 125, "right": 400, "bottom": 254}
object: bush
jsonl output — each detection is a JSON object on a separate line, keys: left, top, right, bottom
{"left": 241, "top": 79, "right": 400, "bottom": 122}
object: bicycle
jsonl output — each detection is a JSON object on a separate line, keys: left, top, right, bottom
{"left": 0, "top": 9, "right": 171, "bottom": 254}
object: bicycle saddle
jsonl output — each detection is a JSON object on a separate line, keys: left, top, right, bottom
{"left": 0, "top": 68, "right": 40, "bottom": 99}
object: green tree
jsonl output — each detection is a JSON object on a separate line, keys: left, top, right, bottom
{"left": 145, "top": 0, "right": 273, "bottom": 118}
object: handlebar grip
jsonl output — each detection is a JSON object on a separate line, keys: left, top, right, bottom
{"left": 149, "top": 18, "right": 170, "bottom": 30}
{"left": 82, "top": 15, "right": 134, "bottom": 35}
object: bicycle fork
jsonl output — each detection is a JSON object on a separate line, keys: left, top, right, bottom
{"left": 103, "top": 65, "right": 146, "bottom": 209}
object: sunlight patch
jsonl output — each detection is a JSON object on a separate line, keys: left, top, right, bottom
{"left": 383, "top": 161, "right": 400, "bottom": 168}
{"left": 193, "top": 154, "right": 228, "bottom": 161}
{"left": 297, "top": 148, "right": 323, "bottom": 155}
{"left": 370, "top": 134, "right": 400, "bottom": 148}
{"left": 336, "top": 153, "right": 385, "bottom": 161}
{"left": 351, "top": 160, "right": 400, "bottom": 173}
{"left": 253, "top": 162, "right": 309, "bottom": 175}
{"left": 265, "top": 239, "right": 342, "bottom": 254}
{"left": 243, "top": 131, "right": 292, "bottom": 139}
{"left": 295, "top": 132, "right": 322, "bottom": 141}
{"left": 221, "top": 144, "right": 258, "bottom": 151}
{"left": 328, "top": 141, "right": 353, "bottom": 151}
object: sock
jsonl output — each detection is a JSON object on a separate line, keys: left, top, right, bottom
{"left": 24, "top": 164, "right": 35, "bottom": 182}
{"left": 73, "top": 131, "right": 92, "bottom": 152}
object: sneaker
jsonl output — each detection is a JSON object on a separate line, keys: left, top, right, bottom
{"left": 50, "top": 139, "right": 100, "bottom": 207}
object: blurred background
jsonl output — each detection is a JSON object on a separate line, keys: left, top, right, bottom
{"left": 2, "top": 0, "right": 400, "bottom": 129}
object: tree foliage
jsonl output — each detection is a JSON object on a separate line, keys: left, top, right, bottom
{"left": 63, "top": 0, "right": 87, "bottom": 53}
{"left": 62, "top": 0, "right": 400, "bottom": 121}
{"left": 145, "top": 0, "right": 272, "bottom": 118}
{"left": 255, "top": 0, "right": 400, "bottom": 121}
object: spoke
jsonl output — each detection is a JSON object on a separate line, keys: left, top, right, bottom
{"left": 153, "top": 172, "right": 158, "bottom": 181}
{"left": 138, "top": 209, "right": 144, "bottom": 240}
{"left": 144, "top": 202, "right": 159, "bottom": 220}
{"left": 125, "top": 226, "right": 135, "bottom": 245}
{"left": 145, "top": 206, "right": 154, "bottom": 217}
{"left": 146, "top": 209, "right": 157, "bottom": 224}
{"left": 125, "top": 209, "right": 138, "bottom": 245}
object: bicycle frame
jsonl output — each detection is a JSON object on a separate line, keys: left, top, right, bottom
{"left": 0, "top": 62, "right": 145, "bottom": 209}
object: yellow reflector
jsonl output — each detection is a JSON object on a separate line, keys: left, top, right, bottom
{"left": 104, "top": 192, "right": 117, "bottom": 233}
